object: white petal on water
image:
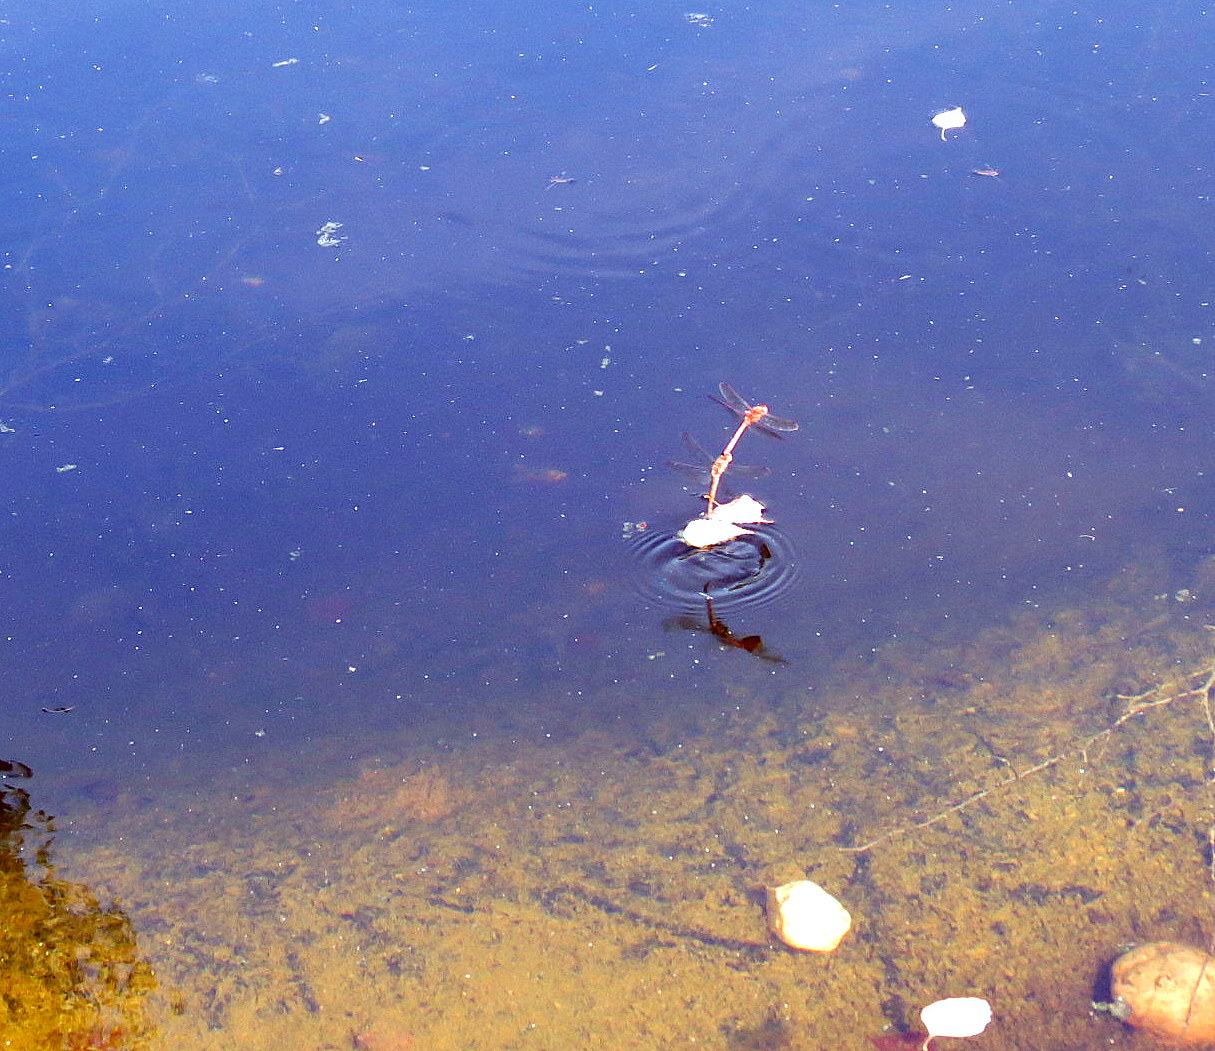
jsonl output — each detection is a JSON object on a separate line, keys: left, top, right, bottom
{"left": 931, "top": 106, "right": 967, "bottom": 140}
{"left": 677, "top": 517, "right": 754, "bottom": 548}
{"left": 706, "top": 494, "right": 770, "bottom": 525}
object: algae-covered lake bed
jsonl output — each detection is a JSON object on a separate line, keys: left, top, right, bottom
{"left": 16, "top": 564, "right": 1215, "bottom": 1051}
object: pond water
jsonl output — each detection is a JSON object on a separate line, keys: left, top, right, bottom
{"left": 4, "top": 0, "right": 1215, "bottom": 1048}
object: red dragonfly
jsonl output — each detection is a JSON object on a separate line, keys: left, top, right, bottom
{"left": 713, "top": 381, "right": 800, "bottom": 436}
{"left": 704, "top": 382, "right": 798, "bottom": 510}
{"left": 667, "top": 431, "right": 770, "bottom": 498}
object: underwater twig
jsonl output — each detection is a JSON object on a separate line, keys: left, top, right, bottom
{"left": 841, "top": 637, "right": 1215, "bottom": 854}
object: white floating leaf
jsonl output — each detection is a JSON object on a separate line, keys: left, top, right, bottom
{"left": 707, "top": 494, "right": 770, "bottom": 525}
{"left": 931, "top": 106, "right": 966, "bottom": 140}
{"left": 678, "top": 517, "right": 754, "bottom": 549}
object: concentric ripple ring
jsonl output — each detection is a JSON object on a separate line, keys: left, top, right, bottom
{"left": 628, "top": 521, "right": 801, "bottom": 613}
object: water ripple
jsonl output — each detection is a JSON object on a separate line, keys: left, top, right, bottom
{"left": 627, "top": 519, "right": 800, "bottom": 613}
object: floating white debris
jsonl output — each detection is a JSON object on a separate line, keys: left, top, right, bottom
{"left": 316, "top": 220, "right": 346, "bottom": 247}
{"left": 931, "top": 106, "right": 966, "bottom": 140}
{"left": 678, "top": 516, "right": 753, "bottom": 549}
{"left": 920, "top": 998, "right": 992, "bottom": 1042}
{"left": 678, "top": 494, "right": 771, "bottom": 548}
{"left": 706, "top": 494, "right": 769, "bottom": 525}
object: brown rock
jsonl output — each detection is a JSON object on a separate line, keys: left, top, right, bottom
{"left": 1112, "top": 942, "right": 1215, "bottom": 1045}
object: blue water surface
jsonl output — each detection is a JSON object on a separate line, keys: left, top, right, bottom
{"left": 1, "top": 0, "right": 1213, "bottom": 812}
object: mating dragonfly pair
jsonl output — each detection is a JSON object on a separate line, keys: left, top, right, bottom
{"left": 666, "top": 381, "right": 798, "bottom": 506}
{"left": 659, "top": 381, "right": 799, "bottom": 663}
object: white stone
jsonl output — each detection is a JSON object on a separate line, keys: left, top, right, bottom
{"left": 920, "top": 997, "right": 992, "bottom": 1040}
{"left": 766, "top": 879, "right": 852, "bottom": 952}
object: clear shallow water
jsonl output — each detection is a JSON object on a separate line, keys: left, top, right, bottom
{"left": 3, "top": 0, "right": 1215, "bottom": 1046}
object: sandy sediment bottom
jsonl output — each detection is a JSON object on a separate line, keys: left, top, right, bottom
{"left": 54, "top": 580, "right": 1215, "bottom": 1051}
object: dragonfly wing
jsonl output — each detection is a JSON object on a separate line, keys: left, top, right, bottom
{"left": 714, "top": 382, "right": 799, "bottom": 433}
{"left": 716, "top": 381, "right": 751, "bottom": 415}
{"left": 666, "top": 460, "right": 710, "bottom": 484}
{"left": 668, "top": 432, "right": 770, "bottom": 480}
{"left": 680, "top": 431, "right": 716, "bottom": 464}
